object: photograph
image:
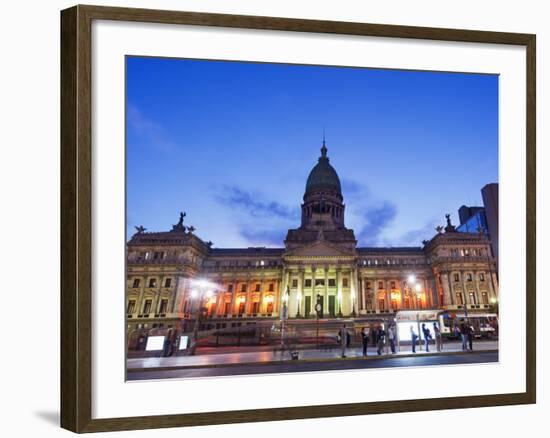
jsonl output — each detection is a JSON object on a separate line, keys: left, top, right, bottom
{"left": 124, "top": 56, "right": 500, "bottom": 381}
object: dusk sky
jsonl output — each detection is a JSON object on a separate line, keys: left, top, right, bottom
{"left": 126, "top": 56, "right": 498, "bottom": 248}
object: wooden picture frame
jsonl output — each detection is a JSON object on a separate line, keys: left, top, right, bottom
{"left": 60, "top": 4, "right": 536, "bottom": 433}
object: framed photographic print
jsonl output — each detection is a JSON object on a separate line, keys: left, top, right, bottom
{"left": 60, "top": 4, "right": 536, "bottom": 433}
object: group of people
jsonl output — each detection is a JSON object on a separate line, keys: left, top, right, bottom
{"left": 458, "top": 320, "right": 475, "bottom": 351}
{"left": 338, "top": 321, "right": 445, "bottom": 357}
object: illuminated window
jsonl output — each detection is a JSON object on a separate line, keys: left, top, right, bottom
{"left": 148, "top": 278, "right": 157, "bottom": 288}
{"left": 379, "top": 299, "right": 385, "bottom": 310}
{"left": 132, "top": 278, "right": 140, "bottom": 288}
{"left": 251, "top": 301, "right": 260, "bottom": 314}
{"left": 468, "top": 292, "right": 477, "bottom": 304}
{"left": 482, "top": 292, "right": 489, "bottom": 305}
{"left": 126, "top": 300, "right": 136, "bottom": 314}
{"left": 455, "top": 293, "right": 464, "bottom": 305}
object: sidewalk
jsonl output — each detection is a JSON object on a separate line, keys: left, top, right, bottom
{"left": 127, "top": 340, "right": 498, "bottom": 371}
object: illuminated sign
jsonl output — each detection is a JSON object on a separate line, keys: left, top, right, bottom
{"left": 145, "top": 335, "right": 165, "bottom": 351}
{"left": 178, "top": 336, "right": 189, "bottom": 350}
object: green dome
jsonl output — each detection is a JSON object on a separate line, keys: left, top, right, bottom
{"left": 305, "top": 144, "right": 342, "bottom": 196}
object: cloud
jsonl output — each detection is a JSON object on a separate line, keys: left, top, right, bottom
{"left": 214, "top": 184, "right": 299, "bottom": 220}
{"left": 383, "top": 220, "right": 438, "bottom": 247}
{"left": 357, "top": 201, "right": 398, "bottom": 246}
{"left": 240, "top": 228, "right": 287, "bottom": 246}
{"left": 127, "top": 104, "right": 176, "bottom": 152}
{"left": 340, "top": 178, "right": 364, "bottom": 196}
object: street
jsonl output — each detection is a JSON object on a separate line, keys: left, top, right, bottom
{"left": 127, "top": 347, "right": 498, "bottom": 380}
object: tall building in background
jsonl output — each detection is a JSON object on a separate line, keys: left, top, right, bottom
{"left": 482, "top": 183, "right": 499, "bottom": 268}
{"left": 457, "top": 183, "right": 499, "bottom": 271}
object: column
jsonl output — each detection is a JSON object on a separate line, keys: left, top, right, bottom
{"left": 461, "top": 272, "right": 470, "bottom": 307}
{"left": 360, "top": 276, "right": 366, "bottom": 311}
{"left": 336, "top": 268, "right": 342, "bottom": 316}
{"left": 474, "top": 271, "right": 482, "bottom": 305}
{"left": 153, "top": 275, "right": 164, "bottom": 314}
{"left": 399, "top": 280, "right": 405, "bottom": 309}
{"left": 135, "top": 276, "right": 146, "bottom": 315}
{"left": 311, "top": 266, "right": 317, "bottom": 312}
{"left": 168, "top": 276, "right": 179, "bottom": 314}
{"left": 298, "top": 269, "right": 304, "bottom": 317}
{"left": 423, "top": 277, "right": 430, "bottom": 308}
{"left": 350, "top": 267, "right": 357, "bottom": 316}
{"left": 385, "top": 279, "right": 391, "bottom": 312}
{"left": 230, "top": 278, "right": 238, "bottom": 315}
{"left": 259, "top": 276, "right": 265, "bottom": 315}
{"left": 245, "top": 277, "right": 252, "bottom": 315}
{"left": 373, "top": 277, "right": 380, "bottom": 313}
{"left": 441, "top": 272, "right": 453, "bottom": 307}
{"left": 324, "top": 266, "right": 329, "bottom": 317}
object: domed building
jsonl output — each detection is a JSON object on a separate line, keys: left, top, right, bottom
{"left": 125, "top": 140, "right": 499, "bottom": 354}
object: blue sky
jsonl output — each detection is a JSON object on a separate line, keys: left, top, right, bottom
{"left": 126, "top": 56, "right": 498, "bottom": 248}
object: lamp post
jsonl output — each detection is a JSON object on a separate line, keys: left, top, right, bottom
{"left": 280, "top": 286, "right": 290, "bottom": 351}
{"left": 189, "top": 278, "right": 218, "bottom": 355}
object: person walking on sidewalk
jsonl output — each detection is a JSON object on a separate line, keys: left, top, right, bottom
{"left": 460, "top": 320, "right": 469, "bottom": 351}
{"left": 388, "top": 324, "right": 396, "bottom": 354}
{"left": 361, "top": 326, "right": 370, "bottom": 356}
{"left": 422, "top": 323, "right": 432, "bottom": 352}
{"left": 468, "top": 324, "right": 474, "bottom": 351}
{"left": 433, "top": 322, "right": 442, "bottom": 352}
{"left": 376, "top": 325, "right": 386, "bottom": 355}
{"left": 410, "top": 325, "right": 419, "bottom": 353}
{"left": 339, "top": 324, "right": 348, "bottom": 358}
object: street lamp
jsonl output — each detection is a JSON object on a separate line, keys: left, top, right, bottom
{"left": 189, "top": 278, "right": 218, "bottom": 355}
{"left": 281, "top": 286, "right": 290, "bottom": 351}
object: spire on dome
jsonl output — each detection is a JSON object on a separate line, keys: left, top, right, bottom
{"left": 321, "top": 130, "right": 328, "bottom": 159}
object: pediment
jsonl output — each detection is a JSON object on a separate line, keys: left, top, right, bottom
{"left": 285, "top": 240, "right": 355, "bottom": 258}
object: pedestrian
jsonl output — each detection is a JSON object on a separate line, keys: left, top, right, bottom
{"left": 371, "top": 325, "right": 378, "bottom": 347}
{"left": 422, "top": 323, "right": 432, "bottom": 352}
{"left": 433, "top": 322, "right": 442, "bottom": 352}
{"left": 410, "top": 325, "right": 419, "bottom": 353}
{"left": 376, "top": 325, "right": 386, "bottom": 355}
{"left": 388, "top": 324, "right": 396, "bottom": 354}
{"left": 339, "top": 324, "right": 347, "bottom": 358}
{"left": 361, "top": 326, "right": 370, "bottom": 356}
{"left": 162, "top": 334, "right": 171, "bottom": 357}
{"left": 468, "top": 324, "right": 474, "bottom": 351}
{"left": 460, "top": 320, "right": 469, "bottom": 351}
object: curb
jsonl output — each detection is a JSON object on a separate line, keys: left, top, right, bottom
{"left": 127, "top": 349, "right": 498, "bottom": 373}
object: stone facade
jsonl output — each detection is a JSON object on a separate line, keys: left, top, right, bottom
{"left": 126, "top": 144, "right": 498, "bottom": 346}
